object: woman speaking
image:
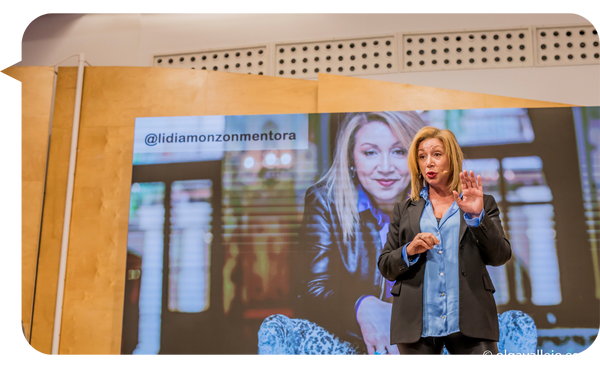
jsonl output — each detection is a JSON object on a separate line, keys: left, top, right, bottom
{"left": 378, "top": 127, "right": 512, "bottom": 354}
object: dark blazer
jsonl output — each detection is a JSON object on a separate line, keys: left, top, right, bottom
{"left": 377, "top": 194, "right": 512, "bottom": 344}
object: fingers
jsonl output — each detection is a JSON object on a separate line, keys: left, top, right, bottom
{"left": 461, "top": 170, "right": 480, "bottom": 191}
{"left": 461, "top": 170, "right": 471, "bottom": 191}
{"left": 452, "top": 190, "right": 460, "bottom": 202}
{"left": 375, "top": 343, "right": 387, "bottom": 355}
{"left": 470, "top": 171, "right": 480, "bottom": 190}
{"left": 410, "top": 232, "right": 442, "bottom": 255}
{"left": 370, "top": 343, "right": 394, "bottom": 355}
{"left": 414, "top": 234, "right": 432, "bottom": 249}
{"left": 370, "top": 342, "right": 398, "bottom": 355}
{"left": 386, "top": 345, "right": 400, "bottom": 358}
{"left": 422, "top": 232, "right": 440, "bottom": 246}
{"left": 367, "top": 345, "right": 375, "bottom": 355}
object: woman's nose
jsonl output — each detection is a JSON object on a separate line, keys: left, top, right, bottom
{"left": 426, "top": 155, "right": 434, "bottom": 167}
{"left": 379, "top": 154, "right": 393, "bottom": 172}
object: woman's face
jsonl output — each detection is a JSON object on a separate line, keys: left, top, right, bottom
{"left": 417, "top": 138, "right": 451, "bottom": 190}
{"left": 352, "top": 121, "right": 410, "bottom": 206}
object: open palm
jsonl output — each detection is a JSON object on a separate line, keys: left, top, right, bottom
{"left": 452, "top": 170, "right": 484, "bottom": 217}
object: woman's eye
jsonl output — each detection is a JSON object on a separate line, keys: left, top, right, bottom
{"left": 363, "top": 150, "right": 377, "bottom": 156}
{"left": 393, "top": 149, "right": 407, "bottom": 156}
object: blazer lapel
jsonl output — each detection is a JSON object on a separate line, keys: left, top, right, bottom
{"left": 459, "top": 209, "right": 468, "bottom": 242}
{"left": 408, "top": 199, "right": 425, "bottom": 236}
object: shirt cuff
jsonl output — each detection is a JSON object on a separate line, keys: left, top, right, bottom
{"left": 464, "top": 209, "right": 485, "bottom": 227}
{"left": 402, "top": 243, "right": 420, "bottom": 266}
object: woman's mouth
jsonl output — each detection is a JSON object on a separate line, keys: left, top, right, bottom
{"left": 426, "top": 172, "right": 437, "bottom": 179}
{"left": 375, "top": 179, "right": 397, "bottom": 188}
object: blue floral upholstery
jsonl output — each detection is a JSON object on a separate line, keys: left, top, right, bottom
{"left": 257, "top": 314, "right": 360, "bottom": 355}
{"left": 497, "top": 310, "right": 537, "bottom": 354}
{"left": 258, "top": 310, "right": 537, "bottom": 355}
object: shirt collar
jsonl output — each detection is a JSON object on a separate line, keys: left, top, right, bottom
{"left": 357, "top": 183, "right": 372, "bottom": 213}
{"left": 420, "top": 184, "right": 430, "bottom": 202}
{"left": 357, "top": 184, "right": 388, "bottom": 228}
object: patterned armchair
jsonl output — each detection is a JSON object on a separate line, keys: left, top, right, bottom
{"left": 258, "top": 310, "right": 537, "bottom": 355}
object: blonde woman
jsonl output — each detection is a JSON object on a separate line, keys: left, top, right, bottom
{"left": 297, "top": 111, "right": 426, "bottom": 354}
{"left": 378, "top": 127, "right": 512, "bottom": 354}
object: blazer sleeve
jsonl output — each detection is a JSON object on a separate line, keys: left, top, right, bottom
{"left": 378, "top": 200, "right": 412, "bottom": 281}
{"left": 467, "top": 195, "right": 512, "bottom": 267}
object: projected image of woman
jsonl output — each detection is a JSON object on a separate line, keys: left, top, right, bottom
{"left": 297, "top": 111, "right": 426, "bottom": 354}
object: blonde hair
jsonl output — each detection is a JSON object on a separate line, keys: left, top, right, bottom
{"left": 318, "top": 111, "right": 426, "bottom": 242}
{"left": 407, "top": 127, "right": 464, "bottom": 201}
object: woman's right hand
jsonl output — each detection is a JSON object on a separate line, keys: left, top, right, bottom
{"left": 406, "top": 233, "right": 439, "bottom": 256}
{"left": 356, "top": 296, "right": 399, "bottom": 355}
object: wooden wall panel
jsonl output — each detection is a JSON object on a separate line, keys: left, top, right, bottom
{"left": 317, "top": 73, "right": 574, "bottom": 112}
{"left": 2, "top": 66, "right": 55, "bottom": 344}
{"left": 206, "top": 72, "right": 318, "bottom": 115}
{"left": 28, "top": 67, "right": 77, "bottom": 354}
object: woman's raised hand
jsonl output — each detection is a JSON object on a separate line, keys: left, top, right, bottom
{"left": 452, "top": 170, "right": 484, "bottom": 218}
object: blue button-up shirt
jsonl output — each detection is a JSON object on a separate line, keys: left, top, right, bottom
{"left": 401, "top": 185, "right": 483, "bottom": 337}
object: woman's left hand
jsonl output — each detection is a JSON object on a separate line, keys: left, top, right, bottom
{"left": 452, "top": 170, "right": 484, "bottom": 217}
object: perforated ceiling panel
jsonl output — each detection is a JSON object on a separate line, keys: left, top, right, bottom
{"left": 533, "top": 25, "right": 599, "bottom": 66}
{"left": 151, "top": 23, "right": 596, "bottom": 78}
{"left": 273, "top": 35, "right": 398, "bottom": 79}
{"left": 153, "top": 44, "right": 270, "bottom": 75}
{"left": 401, "top": 27, "right": 534, "bottom": 72}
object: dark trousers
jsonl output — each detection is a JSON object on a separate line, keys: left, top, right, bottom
{"left": 396, "top": 332, "right": 498, "bottom": 355}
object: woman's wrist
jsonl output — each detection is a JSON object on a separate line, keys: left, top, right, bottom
{"left": 405, "top": 244, "right": 414, "bottom": 256}
{"left": 355, "top": 295, "right": 376, "bottom": 319}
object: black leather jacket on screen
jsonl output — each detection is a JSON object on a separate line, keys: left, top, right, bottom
{"left": 294, "top": 183, "right": 390, "bottom": 347}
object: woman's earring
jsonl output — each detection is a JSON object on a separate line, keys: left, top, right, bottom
{"left": 350, "top": 166, "right": 356, "bottom": 178}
